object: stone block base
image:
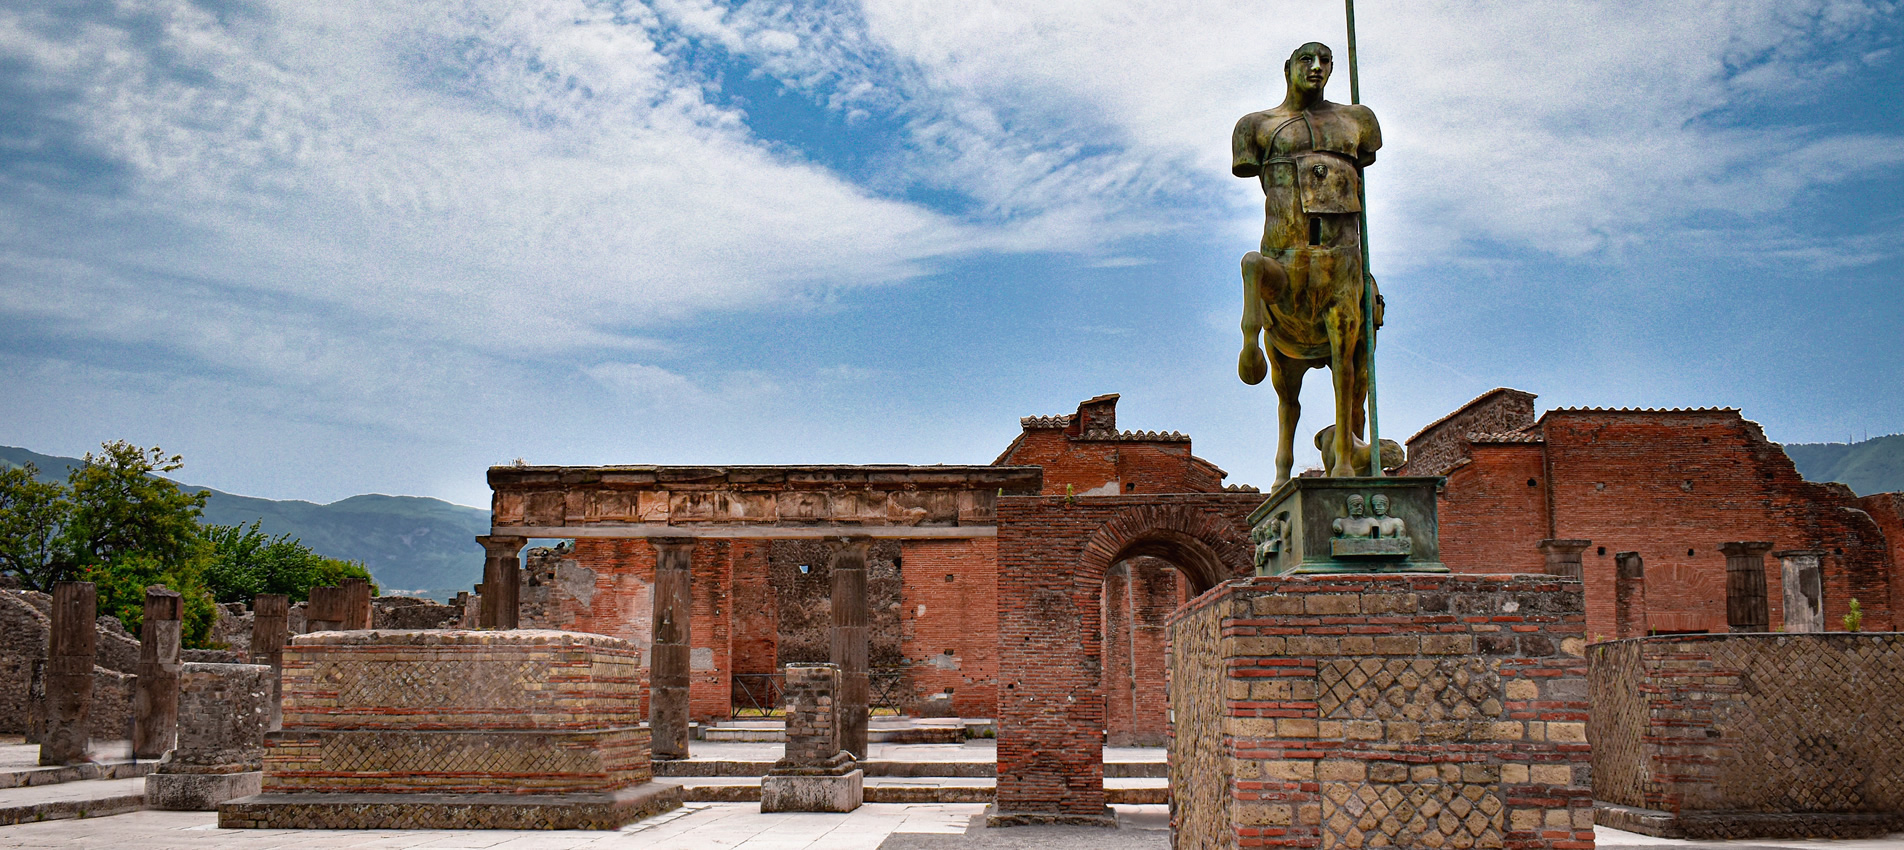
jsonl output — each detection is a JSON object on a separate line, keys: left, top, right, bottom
{"left": 147, "top": 771, "right": 262, "bottom": 811}
{"left": 1594, "top": 800, "right": 1904, "bottom": 840}
{"left": 760, "top": 769, "right": 862, "bottom": 813}
{"left": 984, "top": 805, "right": 1117, "bottom": 828}
{"left": 217, "top": 782, "right": 683, "bottom": 830}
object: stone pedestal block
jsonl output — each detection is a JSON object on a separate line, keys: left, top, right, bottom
{"left": 1247, "top": 477, "right": 1445, "bottom": 575}
{"left": 1168, "top": 574, "right": 1592, "bottom": 850}
{"left": 219, "top": 630, "right": 680, "bottom": 830}
{"left": 149, "top": 770, "right": 262, "bottom": 811}
{"left": 761, "top": 769, "right": 864, "bottom": 813}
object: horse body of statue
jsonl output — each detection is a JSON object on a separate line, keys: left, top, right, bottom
{"left": 1233, "top": 41, "right": 1386, "bottom": 490}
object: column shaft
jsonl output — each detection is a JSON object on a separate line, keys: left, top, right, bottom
{"left": 1536, "top": 539, "right": 1591, "bottom": 581}
{"left": 1776, "top": 549, "right": 1826, "bottom": 633}
{"left": 1722, "top": 541, "right": 1774, "bottom": 633}
{"left": 252, "top": 594, "right": 290, "bottom": 732}
{"left": 1613, "top": 552, "right": 1647, "bottom": 639}
{"left": 829, "top": 538, "right": 870, "bottom": 759}
{"left": 133, "top": 586, "right": 183, "bottom": 759}
{"left": 341, "top": 577, "right": 373, "bottom": 630}
{"left": 40, "top": 581, "right": 97, "bottom": 766}
{"left": 650, "top": 539, "right": 694, "bottom": 760}
{"left": 475, "top": 536, "right": 526, "bottom": 629}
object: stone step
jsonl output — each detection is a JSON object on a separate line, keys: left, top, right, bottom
{"left": 663, "top": 776, "right": 1167, "bottom": 805}
{"left": 0, "top": 760, "right": 154, "bottom": 790}
{"left": 0, "top": 776, "right": 146, "bottom": 826}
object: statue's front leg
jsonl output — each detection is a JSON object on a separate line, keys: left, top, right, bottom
{"left": 1269, "top": 351, "right": 1304, "bottom": 490}
{"left": 1238, "top": 252, "right": 1286, "bottom": 386}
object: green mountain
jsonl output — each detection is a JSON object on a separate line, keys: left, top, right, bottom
{"left": 1784, "top": 433, "right": 1904, "bottom": 497}
{"left": 0, "top": 445, "right": 488, "bottom": 599}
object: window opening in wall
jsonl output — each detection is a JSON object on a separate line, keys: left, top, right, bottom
{"left": 944, "top": 648, "right": 955, "bottom": 656}
{"left": 1125, "top": 482, "right": 1136, "bottom": 492}
{"left": 1527, "top": 478, "right": 1538, "bottom": 487}
{"left": 1597, "top": 546, "right": 1606, "bottom": 556}
{"left": 798, "top": 564, "right": 811, "bottom": 574}
{"left": 1309, "top": 216, "right": 1322, "bottom": 245}
{"left": 1687, "top": 549, "right": 1696, "bottom": 557}
{"left": 892, "top": 557, "right": 901, "bottom": 571}
{"left": 945, "top": 574, "right": 956, "bottom": 583}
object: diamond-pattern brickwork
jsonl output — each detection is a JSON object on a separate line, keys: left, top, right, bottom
{"left": 1590, "top": 633, "right": 1904, "bottom": 839}
{"left": 1168, "top": 574, "right": 1592, "bottom": 850}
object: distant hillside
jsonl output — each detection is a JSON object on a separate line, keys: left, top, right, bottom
{"left": 1785, "top": 433, "right": 1904, "bottom": 497}
{"left": 0, "top": 445, "right": 488, "bottom": 599}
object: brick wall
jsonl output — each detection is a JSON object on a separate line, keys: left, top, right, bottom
{"left": 1542, "top": 410, "right": 1894, "bottom": 639}
{"left": 994, "top": 493, "right": 1259, "bottom": 817}
{"left": 1439, "top": 443, "right": 1550, "bottom": 576}
{"left": 1588, "top": 633, "right": 1904, "bottom": 839}
{"left": 1169, "top": 574, "right": 1593, "bottom": 850}
{"left": 729, "top": 540, "right": 776, "bottom": 689}
{"left": 688, "top": 539, "right": 733, "bottom": 722}
{"left": 1403, "top": 388, "right": 1538, "bottom": 478}
{"left": 900, "top": 538, "right": 998, "bottom": 718}
{"left": 1859, "top": 493, "right": 1904, "bottom": 633}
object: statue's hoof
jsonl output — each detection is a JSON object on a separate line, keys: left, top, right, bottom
{"left": 1239, "top": 346, "right": 1268, "bottom": 385}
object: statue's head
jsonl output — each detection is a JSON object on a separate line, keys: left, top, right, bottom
{"left": 1284, "top": 42, "right": 1333, "bottom": 97}
{"left": 1370, "top": 493, "right": 1389, "bottom": 516}
{"left": 1345, "top": 493, "right": 1365, "bottom": 517}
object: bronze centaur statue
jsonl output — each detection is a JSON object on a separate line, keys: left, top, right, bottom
{"left": 1233, "top": 41, "right": 1397, "bottom": 490}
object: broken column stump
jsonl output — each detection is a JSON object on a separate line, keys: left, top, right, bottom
{"left": 251, "top": 594, "right": 289, "bottom": 732}
{"left": 1723, "top": 541, "right": 1774, "bottom": 633}
{"left": 147, "top": 662, "right": 271, "bottom": 810}
{"left": 40, "top": 581, "right": 97, "bottom": 766}
{"left": 1776, "top": 549, "right": 1826, "bottom": 633}
{"left": 218, "top": 630, "right": 681, "bottom": 830}
{"left": 340, "top": 578, "right": 372, "bottom": 630}
{"left": 133, "top": 585, "right": 183, "bottom": 760}
{"left": 761, "top": 663, "right": 863, "bottom": 813}
{"left": 304, "top": 586, "right": 346, "bottom": 632}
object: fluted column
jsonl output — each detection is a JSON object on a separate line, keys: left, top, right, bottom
{"left": 650, "top": 538, "right": 695, "bottom": 760}
{"left": 476, "top": 535, "right": 527, "bottom": 629}
{"left": 829, "top": 537, "right": 871, "bottom": 759}
{"left": 133, "top": 586, "right": 183, "bottom": 759}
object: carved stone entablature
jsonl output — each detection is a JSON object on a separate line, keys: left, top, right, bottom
{"left": 488, "top": 465, "right": 1043, "bottom": 538}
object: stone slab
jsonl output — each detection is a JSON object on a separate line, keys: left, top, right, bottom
{"left": 760, "top": 768, "right": 863, "bottom": 813}
{"left": 217, "top": 781, "right": 683, "bottom": 830}
{"left": 146, "top": 770, "right": 261, "bottom": 811}
{"left": 1595, "top": 799, "right": 1904, "bottom": 840}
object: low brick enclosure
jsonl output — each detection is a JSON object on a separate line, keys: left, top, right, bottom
{"left": 1588, "top": 633, "right": 1904, "bottom": 839}
{"left": 219, "top": 629, "right": 681, "bottom": 830}
{"left": 993, "top": 494, "right": 1260, "bottom": 823}
{"left": 1168, "top": 574, "right": 1593, "bottom": 850}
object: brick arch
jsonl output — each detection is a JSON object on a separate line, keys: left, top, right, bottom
{"left": 1078, "top": 503, "right": 1254, "bottom": 594}
{"left": 994, "top": 493, "right": 1263, "bottom": 821}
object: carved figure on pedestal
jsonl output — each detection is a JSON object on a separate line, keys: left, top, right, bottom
{"left": 1370, "top": 493, "right": 1406, "bottom": 538}
{"left": 1332, "top": 494, "right": 1379, "bottom": 539}
{"left": 1233, "top": 42, "right": 1383, "bottom": 488}
{"left": 1252, "top": 511, "right": 1291, "bottom": 574}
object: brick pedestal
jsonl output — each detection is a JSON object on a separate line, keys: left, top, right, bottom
{"left": 218, "top": 630, "right": 681, "bottom": 830}
{"left": 761, "top": 663, "right": 862, "bottom": 813}
{"left": 1168, "top": 574, "right": 1592, "bottom": 850}
{"left": 147, "top": 662, "right": 271, "bottom": 810}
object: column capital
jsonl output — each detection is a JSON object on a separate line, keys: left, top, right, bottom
{"left": 474, "top": 535, "right": 527, "bottom": 557}
{"left": 1536, "top": 539, "right": 1592, "bottom": 555}
{"left": 1772, "top": 548, "right": 1827, "bottom": 560}
{"left": 1719, "top": 540, "right": 1775, "bottom": 558}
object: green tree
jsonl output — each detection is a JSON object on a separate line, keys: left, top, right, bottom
{"left": 61, "top": 442, "right": 207, "bottom": 574}
{"left": 202, "top": 521, "right": 377, "bottom": 604}
{"left": 0, "top": 464, "right": 69, "bottom": 590}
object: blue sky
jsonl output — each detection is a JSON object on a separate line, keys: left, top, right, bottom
{"left": 2, "top": 0, "right": 1900, "bottom": 508}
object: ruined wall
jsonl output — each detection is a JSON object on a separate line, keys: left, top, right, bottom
{"left": 994, "top": 493, "right": 1259, "bottom": 818}
{"left": 899, "top": 538, "right": 998, "bottom": 718}
{"left": 1437, "top": 442, "right": 1550, "bottom": 577}
{"left": 1589, "top": 633, "right": 1904, "bottom": 839}
{"left": 1542, "top": 410, "right": 1894, "bottom": 639}
{"left": 1401, "top": 388, "right": 1538, "bottom": 478}
{"left": 1168, "top": 574, "right": 1593, "bottom": 850}
{"left": 0, "top": 589, "right": 141, "bottom": 736}
{"left": 1858, "top": 493, "right": 1904, "bottom": 633}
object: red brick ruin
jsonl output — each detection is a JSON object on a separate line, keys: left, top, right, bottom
{"left": 465, "top": 389, "right": 1904, "bottom": 822}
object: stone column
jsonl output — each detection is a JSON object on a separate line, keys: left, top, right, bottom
{"left": 650, "top": 538, "right": 694, "bottom": 760}
{"left": 146, "top": 663, "right": 271, "bottom": 810}
{"left": 340, "top": 578, "right": 372, "bottom": 630}
{"left": 476, "top": 535, "right": 526, "bottom": 629}
{"left": 40, "top": 581, "right": 97, "bottom": 766}
{"left": 251, "top": 594, "right": 289, "bottom": 732}
{"left": 829, "top": 537, "right": 871, "bottom": 759}
{"left": 1536, "top": 539, "right": 1591, "bottom": 581}
{"left": 306, "top": 586, "right": 346, "bottom": 632}
{"left": 1613, "top": 552, "right": 1647, "bottom": 639}
{"left": 761, "top": 663, "right": 862, "bottom": 813}
{"left": 133, "top": 586, "right": 184, "bottom": 759}
{"left": 1722, "top": 541, "right": 1774, "bottom": 633}
{"left": 1776, "top": 548, "right": 1827, "bottom": 633}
